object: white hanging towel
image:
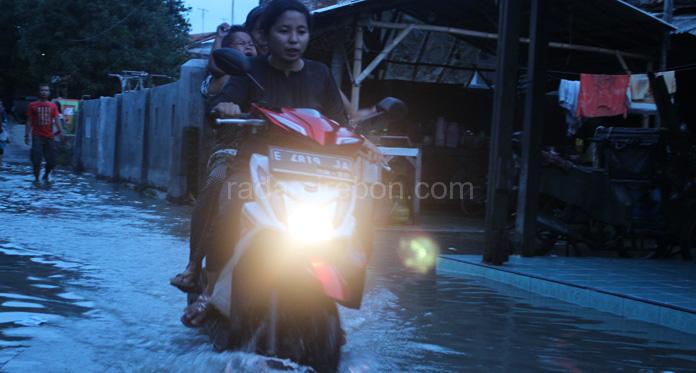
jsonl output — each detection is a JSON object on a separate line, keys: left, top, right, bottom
{"left": 558, "top": 79, "right": 580, "bottom": 114}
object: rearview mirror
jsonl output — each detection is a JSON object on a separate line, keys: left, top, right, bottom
{"left": 212, "top": 48, "right": 251, "bottom": 76}
{"left": 376, "top": 97, "right": 408, "bottom": 122}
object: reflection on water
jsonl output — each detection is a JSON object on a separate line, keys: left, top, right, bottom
{"left": 363, "top": 232, "right": 696, "bottom": 372}
{"left": 0, "top": 242, "right": 93, "bottom": 364}
{"left": 1, "top": 162, "right": 695, "bottom": 372}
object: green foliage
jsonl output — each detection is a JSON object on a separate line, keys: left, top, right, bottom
{"left": 0, "top": 0, "right": 191, "bottom": 98}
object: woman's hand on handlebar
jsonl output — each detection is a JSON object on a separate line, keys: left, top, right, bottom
{"left": 362, "top": 138, "right": 384, "bottom": 163}
{"left": 211, "top": 102, "right": 241, "bottom": 118}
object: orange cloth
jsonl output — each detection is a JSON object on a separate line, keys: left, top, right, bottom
{"left": 576, "top": 74, "right": 630, "bottom": 118}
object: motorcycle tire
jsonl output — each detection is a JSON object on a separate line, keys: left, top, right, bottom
{"left": 263, "top": 292, "right": 342, "bottom": 373}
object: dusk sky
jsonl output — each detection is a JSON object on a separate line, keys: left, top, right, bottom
{"left": 184, "top": 0, "right": 260, "bottom": 33}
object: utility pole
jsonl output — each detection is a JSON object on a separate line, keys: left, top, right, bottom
{"left": 231, "top": 0, "right": 235, "bottom": 24}
{"left": 484, "top": 0, "right": 521, "bottom": 265}
{"left": 660, "top": 0, "right": 674, "bottom": 70}
{"left": 197, "top": 7, "right": 209, "bottom": 33}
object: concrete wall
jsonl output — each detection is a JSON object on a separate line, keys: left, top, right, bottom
{"left": 146, "top": 83, "right": 177, "bottom": 187}
{"left": 168, "top": 59, "right": 208, "bottom": 199}
{"left": 118, "top": 89, "right": 149, "bottom": 183}
{"left": 96, "top": 96, "right": 119, "bottom": 178}
{"left": 74, "top": 59, "right": 208, "bottom": 199}
{"left": 79, "top": 99, "right": 101, "bottom": 174}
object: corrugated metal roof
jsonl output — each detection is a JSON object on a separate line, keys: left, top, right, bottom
{"left": 671, "top": 14, "right": 696, "bottom": 35}
{"left": 310, "top": 0, "right": 678, "bottom": 75}
{"left": 312, "top": 0, "right": 368, "bottom": 14}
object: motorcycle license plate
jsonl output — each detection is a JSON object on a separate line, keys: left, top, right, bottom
{"left": 268, "top": 147, "right": 354, "bottom": 182}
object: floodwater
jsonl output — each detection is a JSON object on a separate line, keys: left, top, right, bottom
{"left": 1, "top": 161, "right": 695, "bottom": 372}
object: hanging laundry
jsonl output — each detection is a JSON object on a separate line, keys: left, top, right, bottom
{"left": 630, "top": 71, "right": 677, "bottom": 103}
{"left": 630, "top": 74, "right": 651, "bottom": 102}
{"left": 658, "top": 71, "right": 677, "bottom": 94}
{"left": 558, "top": 79, "right": 580, "bottom": 114}
{"left": 558, "top": 79, "right": 581, "bottom": 136}
{"left": 577, "top": 74, "right": 630, "bottom": 118}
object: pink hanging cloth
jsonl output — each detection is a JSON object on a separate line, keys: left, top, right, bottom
{"left": 576, "top": 74, "right": 630, "bottom": 118}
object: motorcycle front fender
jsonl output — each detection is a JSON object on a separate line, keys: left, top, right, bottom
{"left": 310, "top": 248, "right": 367, "bottom": 309}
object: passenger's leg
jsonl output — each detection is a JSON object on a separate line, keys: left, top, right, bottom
{"left": 171, "top": 162, "right": 229, "bottom": 292}
{"left": 30, "top": 136, "right": 42, "bottom": 182}
{"left": 43, "top": 138, "right": 57, "bottom": 181}
{"left": 204, "top": 169, "right": 251, "bottom": 281}
{"left": 182, "top": 169, "right": 250, "bottom": 327}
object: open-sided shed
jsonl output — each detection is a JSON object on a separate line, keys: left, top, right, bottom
{"left": 307, "top": 0, "right": 678, "bottom": 264}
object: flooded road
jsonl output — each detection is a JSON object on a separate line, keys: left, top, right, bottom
{"left": 1, "top": 161, "right": 696, "bottom": 372}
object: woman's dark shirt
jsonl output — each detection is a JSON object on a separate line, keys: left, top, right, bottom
{"left": 208, "top": 56, "right": 347, "bottom": 153}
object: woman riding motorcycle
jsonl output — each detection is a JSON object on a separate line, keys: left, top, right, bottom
{"left": 177, "top": 0, "right": 378, "bottom": 326}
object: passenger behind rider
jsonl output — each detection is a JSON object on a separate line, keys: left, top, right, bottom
{"left": 169, "top": 24, "right": 258, "bottom": 294}
{"left": 244, "top": 5, "right": 269, "bottom": 57}
{"left": 201, "top": 24, "right": 258, "bottom": 98}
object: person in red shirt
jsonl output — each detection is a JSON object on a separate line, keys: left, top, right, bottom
{"left": 25, "top": 84, "right": 63, "bottom": 183}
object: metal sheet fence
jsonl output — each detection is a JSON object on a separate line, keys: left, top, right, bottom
{"left": 74, "top": 59, "right": 207, "bottom": 200}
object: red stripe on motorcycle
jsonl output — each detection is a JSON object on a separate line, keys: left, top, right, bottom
{"left": 310, "top": 261, "right": 347, "bottom": 302}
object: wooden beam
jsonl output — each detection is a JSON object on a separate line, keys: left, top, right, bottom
{"left": 616, "top": 51, "right": 631, "bottom": 74}
{"left": 484, "top": 0, "right": 521, "bottom": 265}
{"left": 435, "top": 38, "right": 459, "bottom": 84}
{"left": 354, "top": 24, "right": 415, "bottom": 85}
{"left": 360, "top": 20, "right": 652, "bottom": 61}
{"left": 331, "top": 33, "right": 347, "bottom": 88}
{"left": 381, "top": 59, "right": 495, "bottom": 72}
{"left": 411, "top": 31, "right": 431, "bottom": 82}
{"left": 378, "top": 11, "right": 402, "bottom": 80}
{"left": 515, "top": 0, "right": 549, "bottom": 257}
{"left": 660, "top": 0, "right": 673, "bottom": 70}
{"left": 351, "top": 18, "right": 365, "bottom": 112}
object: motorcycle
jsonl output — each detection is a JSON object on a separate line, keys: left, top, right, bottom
{"left": 191, "top": 48, "right": 406, "bottom": 372}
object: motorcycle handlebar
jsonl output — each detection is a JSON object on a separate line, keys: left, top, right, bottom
{"left": 215, "top": 117, "right": 266, "bottom": 127}
{"left": 380, "top": 161, "right": 392, "bottom": 173}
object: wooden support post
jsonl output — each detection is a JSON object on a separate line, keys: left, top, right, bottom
{"left": 484, "top": 0, "right": 522, "bottom": 265}
{"left": 661, "top": 0, "right": 673, "bottom": 70}
{"left": 331, "top": 35, "right": 349, "bottom": 126}
{"left": 355, "top": 24, "right": 414, "bottom": 85}
{"left": 351, "top": 19, "right": 365, "bottom": 113}
{"left": 515, "top": 0, "right": 549, "bottom": 257}
{"left": 414, "top": 147, "right": 422, "bottom": 221}
{"left": 331, "top": 33, "right": 346, "bottom": 88}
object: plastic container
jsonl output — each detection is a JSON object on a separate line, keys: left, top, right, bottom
{"left": 435, "top": 117, "right": 446, "bottom": 147}
{"left": 446, "top": 122, "right": 459, "bottom": 148}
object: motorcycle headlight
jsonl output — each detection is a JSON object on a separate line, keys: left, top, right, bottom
{"left": 286, "top": 200, "right": 337, "bottom": 243}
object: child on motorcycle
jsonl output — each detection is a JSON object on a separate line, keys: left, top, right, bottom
{"left": 200, "top": 24, "right": 258, "bottom": 98}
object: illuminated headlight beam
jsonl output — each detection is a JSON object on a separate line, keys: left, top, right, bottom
{"left": 286, "top": 202, "right": 337, "bottom": 243}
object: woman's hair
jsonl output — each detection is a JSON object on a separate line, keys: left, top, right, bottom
{"left": 221, "top": 25, "right": 250, "bottom": 48}
{"left": 259, "top": 0, "right": 312, "bottom": 35}
{"left": 244, "top": 5, "right": 265, "bottom": 32}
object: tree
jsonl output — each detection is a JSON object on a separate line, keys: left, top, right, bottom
{"left": 0, "top": 0, "right": 191, "bottom": 99}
